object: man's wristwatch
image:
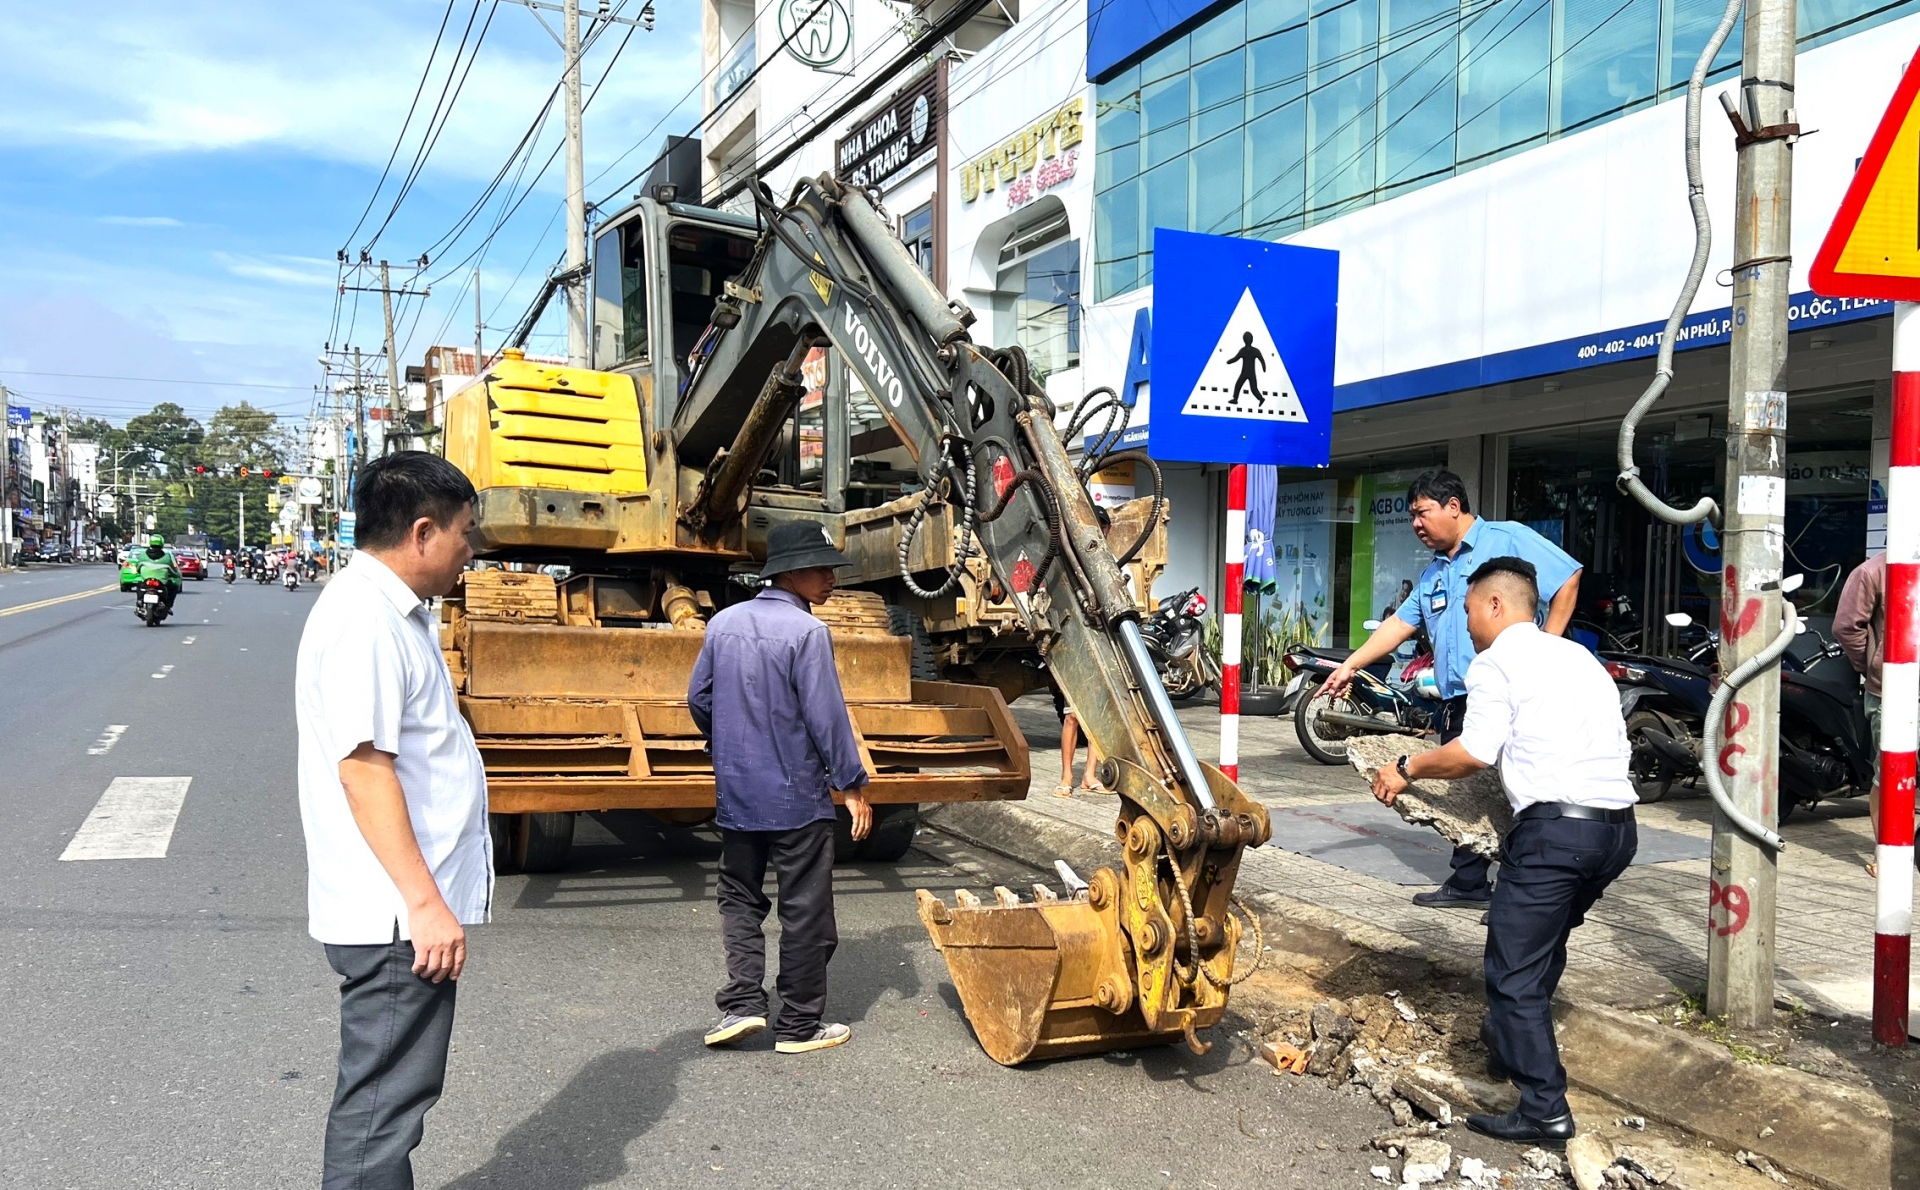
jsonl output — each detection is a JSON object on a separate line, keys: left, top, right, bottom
{"left": 1395, "top": 755, "right": 1412, "bottom": 783}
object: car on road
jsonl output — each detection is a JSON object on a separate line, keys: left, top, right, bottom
{"left": 118, "top": 548, "right": 142, "bottom": 590}
{"left": 37, "top": 542, "right": 71, "bottom": 563}
{"left": 176, "top": 549, "right": 206, "bottom": 580}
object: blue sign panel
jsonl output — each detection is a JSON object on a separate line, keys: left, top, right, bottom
{"left": 1146, "top": 229, "right": 1337, "bottom": 467}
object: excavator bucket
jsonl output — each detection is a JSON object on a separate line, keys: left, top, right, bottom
{"left": 916, "top": 873, "right": 1183, "bottom": 1065}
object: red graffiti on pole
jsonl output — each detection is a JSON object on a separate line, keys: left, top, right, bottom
{"left": 1721, "top": 565, "right": 1763, "bottom": 642}
{"left": 1718, "top": 699, "right": 1751, "bottom": 775}
{"left": 1709, "top": 878, "right": 1751, "bottom": 937}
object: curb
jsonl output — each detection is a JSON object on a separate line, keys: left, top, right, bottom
{"left": 922, "top": 801, "right": 1917, "bottom": 1190}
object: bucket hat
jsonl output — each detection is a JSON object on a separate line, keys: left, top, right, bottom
{"left": 760, "top": 520, "right": 852, "bottom": 578}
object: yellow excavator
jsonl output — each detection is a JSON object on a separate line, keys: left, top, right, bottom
{"left": 440, "top": 175, "right": 1267, "bottom": 1065}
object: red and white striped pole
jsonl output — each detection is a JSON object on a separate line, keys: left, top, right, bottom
{"left": 1221, "top": 464, "right": 1247, "bottom": 782}
{"left": 1878, "top": 300, "right": 1920, "bottom": 1047}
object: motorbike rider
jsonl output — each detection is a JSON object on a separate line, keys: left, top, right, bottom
{"left": 132, "top": 534, "right": 183, "bottom": 612}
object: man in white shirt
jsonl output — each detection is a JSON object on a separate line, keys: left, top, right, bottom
{"left": 1371, "top": 555, "right": 1637, "bottom": 1145}
{"left": 295, "top": 451, "right": 487, "bottom": 1189}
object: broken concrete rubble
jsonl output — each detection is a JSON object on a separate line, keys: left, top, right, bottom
{"left": 1397, "top": 1137, "right": 1451, "bottom": 1186}
{"left": 1348, "top": 736, "right": 1511, "bottom": 859}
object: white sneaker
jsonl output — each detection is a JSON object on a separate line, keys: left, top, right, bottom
{"left": 704, "top": 1014, "right": 767, "bottom": 1047}
{"left": 775, "top": 1023, "right": 851, "bottom": 1054}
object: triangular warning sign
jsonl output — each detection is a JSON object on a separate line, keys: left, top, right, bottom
{"left": 1811, "top": 48, "right": 1920, "bottom": 301}
{"left": 1176, "top": 289, "right": 1309, "bottom": 424}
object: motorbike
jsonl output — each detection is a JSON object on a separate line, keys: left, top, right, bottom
{"left": 1283, "top": 622, "right": 1441, "bottom": 765}
{"left": 134, "top": 577, "right": 171, "bottom": 626}
{"left": 255, "top": 560, "right": 272, "bottom": 584}
{"left": 1613, "top": 611, "right": 1875, "bottom": 817}
{"left": 1138, "top": 587, "right": 1219, "bottom": 700}
{"left": 223, "top": 560, "right": 236, "bottom": 584}
{"left": 283, "top": 565, "right": 300, "bottom": 591}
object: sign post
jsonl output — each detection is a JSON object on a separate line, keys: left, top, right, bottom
{"left": 1148, "top": 229, "right": 1337, "bottom": 779}
{"left": 1809, "top": 47, "right": 1920, "bottom": 1046}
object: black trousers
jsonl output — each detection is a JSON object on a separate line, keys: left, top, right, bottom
{"left": 1437, "top": 696, "right": 1491, "bottom": 895}
{"left": 715, "top": 819, "right": 839, "bottom": 1042}
{"left": 322, "top": 939, "right": 458, "bottom": 1190}
{"left": 1484, "top": 811, "right": 1637, "bottom": 1119}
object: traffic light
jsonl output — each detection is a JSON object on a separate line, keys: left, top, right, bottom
{"left": 194, "top": 465, "right": 206, "bottom": 475}
{"left": 239, "top": 466, "right": 250, "bottom": 478}
{"left": 261, "top": 469, "right": 273, "bottom": 480}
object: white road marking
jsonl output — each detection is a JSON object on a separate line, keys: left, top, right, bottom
{"left": 151, "top": 665, "right": 174, "bottom": 679}
{"left": 87, "top": 725, "right": 128, "bottom": 756}
{"left": 181, "top": 635, "right": 197, "bottom": 645}
{"left": 239, "top": 647, "right": 248, "bottom": 652}
{"left": 60, "top": 777, "right": 193, "bottom": 861}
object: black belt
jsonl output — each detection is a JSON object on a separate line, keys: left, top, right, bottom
{"left": 1517, "top": 802, "right": 1634, "bottom": 824}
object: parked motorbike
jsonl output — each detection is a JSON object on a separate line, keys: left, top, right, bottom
{"left": 1283, "top": 623, "right": 1441, "bottom": 765}
{"left": 134, "top": 577, "right": 171, "bottom": 627}
{"left": 1615, "top": 610, "right": 1875, "bottom": 817}
{"left": 1138, "top": 587, "right": 1219, "bottom": 700}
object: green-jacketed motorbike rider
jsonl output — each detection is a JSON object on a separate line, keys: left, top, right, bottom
{"left": 130, "top": 534, "right": 183, "bottom": 612}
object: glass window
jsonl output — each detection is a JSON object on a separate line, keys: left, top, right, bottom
{"left": 1192, "top": 1, "right": 1247, "bottom": 60}
{"left": 1193, "top": 46, "right": 1247, "bottom": 142}
{"left": 1095, "top": 178, "right": 1141, "bottom": 298}
{"left": 1246, "top": 98, "right": 1308, "bottom": 233}
{"left": 591, "top": 222, "right": 629, "bottom": 369}
{"left": 1556, "top": 0, "right": 1658, "bottom": 131}
{"left": 1306, "top": 61, "right": 1376, "bottom": 220}
{"left": 1378, "top": 0, "right": 1457, "bottom": 191}
{"left": 1097, "top": 79, "right": 1141, "bottom": 148}
{"left": 1193, "top": 127, "right": 1247, "bottom": 235}
{"left": 1663, "top": 0, "right": 1739, "bottom": 93}
{"left": 1249, "top": 0, "right": 1311, "bottom": 35}
{"left": 1007, "top": 238, "right": 1081, "bottom": 381}
{"left": 1309, "top": 0, "right": 1378, "bottom": 88}
{"left": 1140, "top": 155, "right": 1188, "bottom": 283}
{"left": 1248, "top": 25, "right": 1307, "bottom": 116}
{"left": 1142, "top": 74, "right": 1191, "bottom": 167}
{"left": 1142, "top": 35, "right": 1190, "bottom": 82}
{"left": 1457, "top": 0, "right": 1552, "bottom": 164}
{"left": 901, "top": 204, "right": 934, "bottom": 277}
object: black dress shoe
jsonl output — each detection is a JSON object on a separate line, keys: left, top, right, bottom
{"left": 1466, "top": 1109, "right": 1576, "bottom": 1144}
{"left": 1412, "top": 884, "right": 1492, "bottom": 909}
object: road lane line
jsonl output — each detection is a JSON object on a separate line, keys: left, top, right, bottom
{"left": 152, "top": 665, "right": 174, "bottom": 679}
{"left": 181, "top": 636, "right": 196, "bottom": 645}
{"left": 60, "top": 777, "right": 193, "bottom": 860}
{"left": 87, "top": 725, "right": 128, "bottom": 756}
{"left": 0, "top": 583, "right": 117, "bottom": 619}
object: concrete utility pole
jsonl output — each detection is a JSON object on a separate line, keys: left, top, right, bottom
{"left": 474, "top": 267, "right": 486, "bottom": 375}
{"left": 1707, "top": 0, "right": 1798, "bottom": 1028}
{"left": 380, "top": 260, "right": 404, "bottom": 447}
{"left": 562, "top": 0, "right": 589, "bottom": 367}
{"left": 239, "top": 492, "right": 245, "bottom": 551}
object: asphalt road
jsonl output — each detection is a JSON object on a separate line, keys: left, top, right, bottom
{"left": 1, "top": 563, "right": 1402, "bottom": 1189}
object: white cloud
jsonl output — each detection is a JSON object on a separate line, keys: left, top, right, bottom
{"left": 213, "top": 253, "right": 339, "bottom": 290}
{"left": 97, "top": 215, "right": 184, "bottom": 227}
{"left": 0, "top": 2, "right": 706, "bottom": 183}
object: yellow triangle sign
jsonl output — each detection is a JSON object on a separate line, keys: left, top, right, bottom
{"left": 1812, "top": 48, "right": 1920, "bottom": 301}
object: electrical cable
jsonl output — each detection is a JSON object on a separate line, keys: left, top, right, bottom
{"left": 341, "top": 0, "right": 462, "bottom": 253}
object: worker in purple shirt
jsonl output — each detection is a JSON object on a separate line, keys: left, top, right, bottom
{"left": 689, "top": 520, "right": 873, "bottom": 1055}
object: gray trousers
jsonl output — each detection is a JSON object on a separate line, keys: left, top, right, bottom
{"left": 323, "top": 940, "right": 458, "bottom": 1190}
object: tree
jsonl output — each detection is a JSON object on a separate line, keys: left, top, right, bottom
{"left": 123, "top": 403, "right": 204, "bottom": 477}
{"left": 202, "top": 402, "right": 291, "bottom": 473}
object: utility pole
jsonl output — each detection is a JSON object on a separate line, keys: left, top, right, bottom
{"left": 475, "top": 267, "right": 486, "bottom": 374}
{"left": 0, "top": 383, "right": 11, "bottom": 567}
{"left": 1707, "top": 0, "right": 1797, "bottom": 1028}
{"left": 562, "top": 0, "right": 588, "bottom": 366}
{"left": 239, "top": 491, "right": 246, "bottom": 551}
{"left": 380, "top": 260, "right": 404, "bottom": 446}
{"left": 504, "top": 0, "right": 652, "bottom": 366}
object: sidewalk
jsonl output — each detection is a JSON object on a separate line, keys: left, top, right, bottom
{"left": 1001, "top": 692, "right": 1915, "bottom": 1024}
{"left": 925, "top": 693, "right": 1920, "bottom": 1189}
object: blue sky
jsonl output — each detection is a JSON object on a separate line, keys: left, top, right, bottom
{"left": 0, "top": 0, "right": 704, "bottom": 429}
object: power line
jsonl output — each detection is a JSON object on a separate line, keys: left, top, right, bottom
{"left": 340, "top": 0, "right": 463, "bottom": 253}
{"left": 0, "top": 370, "right": 308, "bottom": 390}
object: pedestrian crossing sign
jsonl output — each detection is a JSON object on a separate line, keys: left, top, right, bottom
{"left": 1147, "top": 229, "right": 1336, "bottom": 466}
{"left": 1811, "top": 47, "right": 1920, "bottom": 301}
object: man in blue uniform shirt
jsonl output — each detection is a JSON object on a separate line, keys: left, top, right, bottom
{"left": 1321, "top": 470, "right": 1581, "bottom": 908}
{"left": 690, "top": 520, "right": 873, "bottom": 1054}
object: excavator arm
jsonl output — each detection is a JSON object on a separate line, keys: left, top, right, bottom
{"left": 673, "top": 175, "right": 1271, "bottom": 1064}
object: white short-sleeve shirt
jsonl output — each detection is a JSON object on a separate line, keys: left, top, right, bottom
{"left": 295, "top": 552, "right": 492, "bottom": 945}
{"left": 1457, "top": 622, "right": 1638, "bottom": 813}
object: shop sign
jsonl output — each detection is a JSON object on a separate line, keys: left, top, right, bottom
{"left": 778, "top": 0, "right": 852, "bottom": 70}
{"left": 835, "top": 73, "right": 939, "bottom": 191}
{"left": 960, "top": 99, "right": 1085, "bottom": 205}
{"left": 5, "top": 404, "right": 28, "bottom": 426}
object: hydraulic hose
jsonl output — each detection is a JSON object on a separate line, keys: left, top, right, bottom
{"left": 1614, "top": 0, "right": 1743, "bottom": 529}
{"left": 1698, "top": 602, "right": 1798, "bottom": 852}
